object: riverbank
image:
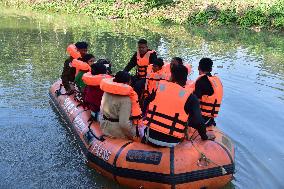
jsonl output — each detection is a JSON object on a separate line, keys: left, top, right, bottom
{"left": 2, "top": 0, "right": 284, "bottom": 31}
{"left": 1, "top": 9, "right": 284, "bottom": 189}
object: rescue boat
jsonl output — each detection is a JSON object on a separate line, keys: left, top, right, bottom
{"left": 49, "top": 79, "right": 235, "bottom": 189}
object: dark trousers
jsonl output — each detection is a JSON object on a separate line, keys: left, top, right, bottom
{"left": 131, "top": 76, "right": 146, "bottom": 99}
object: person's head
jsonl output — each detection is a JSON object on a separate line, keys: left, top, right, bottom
{"left": 171, "top": 64, "right": 188, "bottom": 87}
{"left": 113, "top": 71, "right": 131, "bottom": 85}
{"left": 152, "top": 58, "right": 164, "bottom": 72}
{"left": 82, "top": 54, "right": 95, "bottom": 65}
{"left": 91, "top": 63, "right": 107, "bottom": 76}
{"left": 75, "top": 41, "right": 88, "bottom": 57}
{"left": 96, "top": 58, "right": 112, "bottom": 73}
{"left": 137, "top": 39, "right": 148, "bottom": 55}
{"left": 198, "top": 58, "right": 213, "bottom": 74}
{"left": 171, "top": 57, "right": 183, "bottom": 66}
{"left": 170, "top": 57, "right": 183, "bottom": 70}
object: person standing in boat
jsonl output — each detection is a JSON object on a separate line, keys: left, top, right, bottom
{"left": 142, "top": 64, "right": 214, "bottom": 147}
{"left": 124, "top": 39, "right": 157, "bottom": 79}
{"left": 193, "top": 58, "right": 223, "bottom": 126}
{"left": 61, "top": 42, "right": 88, "bottom": 95}
{"left": 124, "top": 39, "right": 157, "bottom": 97}
{"left": 99, "top": 71, "right": 142, "bottom": 139}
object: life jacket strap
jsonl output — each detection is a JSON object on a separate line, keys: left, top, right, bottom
{"left": 147, "top": 108, "right": 187, "bottom": 126}
{"left": 200, "top": 101, "right": 220, "bottom": 107}
{"left": 146, "top": 105, "right": 186, "bottom": 135}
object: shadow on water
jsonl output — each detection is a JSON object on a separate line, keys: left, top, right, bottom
{"left": 0, "top": 8, "right": 284, "bottom": 189}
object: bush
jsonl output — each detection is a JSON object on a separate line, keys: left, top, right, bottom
{"left": 238, "top": 8, "right": 268, "bottom": 28}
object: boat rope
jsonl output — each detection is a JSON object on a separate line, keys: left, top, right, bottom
{"left": 189, "top": 138, "right": 227, "bottom": 175}
{"left": 87, "top": 117, "right": 105, "bottom": 142}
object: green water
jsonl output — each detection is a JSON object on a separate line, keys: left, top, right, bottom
{"left": 0, "top": 8, "right": 284, "bottom": 189}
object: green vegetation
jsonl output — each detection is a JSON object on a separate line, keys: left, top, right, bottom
{"left": 2, "top": 0, "right": 284, "bottom": 30}
{"left": 1, "top": 7, "right": 283, "bottom": 77}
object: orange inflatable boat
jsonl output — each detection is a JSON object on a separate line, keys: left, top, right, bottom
{"left": 49, "top": 80, "right": 235, "bottom": 189}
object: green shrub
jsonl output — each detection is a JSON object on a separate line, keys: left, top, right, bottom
{"left": 188, "top": 6, "right": 219, "bottom": 26}
{"left": 217, "top": 9, "right": 238, "bottom": 25}
{"left": 238, "top": 8, "right": 268, "bottom": 27}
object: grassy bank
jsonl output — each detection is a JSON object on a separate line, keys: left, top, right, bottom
{"left": 2, "top": 0, "right": 284, "bottom": 30}
{"left": 1, "top": 5, "right": 284, "bottom": 75}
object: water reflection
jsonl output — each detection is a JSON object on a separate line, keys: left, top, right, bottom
{"left": 0, "top": 8, "right": 284, "bottom": 189}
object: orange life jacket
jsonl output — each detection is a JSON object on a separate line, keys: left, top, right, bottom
{"left": 71, "top": 59, "right": 91, "bottom": 76}
{"left": 100, "top": 78, "right": 142, "bottom": 120}
{"left": 145, "top": 80, "right": 193, "bottom": 139}
{"left": 163, "top": 63, "right": 192, "bottom": 80}
{"left": 136, "top": 50, "right": 155, "bottom": 78}
{"left": 197, "top": 74, "right": 223, "bottom": 118}
{"left": 82, "top": 72, "right": 112, "bottom": 86}
{"left": 144, "top": 64, "right": 166, "bottom": 95}
{"left": 185, "top": 80, "right": 195, "bottom": 90}
{"left": 66, "top": 44, "right": 81, "bottom": 59}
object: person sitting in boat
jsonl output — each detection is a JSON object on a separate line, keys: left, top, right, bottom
{"left": 61, "top": 41, "right": 88, "bottom": 95}
{"left": 142, "top": 64, "right": 214, "bottom": 147}
{"left": 82, "top": 62, "right": 112, "bottom": 121}
{"left": 74, "top": 54, "right": 95, "bottom": 91}
{"left": 194, "top": 58, "right": 223, "bottom": 126}
{"left": 164, "top": 57, "right": 191, "bottom": 80}
{"left": 141, "top": 57, "right": 166, "bottom": 114}
{"left": 99, "top": 71, "right": 142, "bottom": 139}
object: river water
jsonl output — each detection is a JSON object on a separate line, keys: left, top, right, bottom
{"left": 0, "top": 8, "right": 284, "bottom": 189}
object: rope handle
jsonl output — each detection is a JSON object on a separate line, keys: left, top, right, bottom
{"left": 190, "top": 139, "right": 227, "bottom": 175}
